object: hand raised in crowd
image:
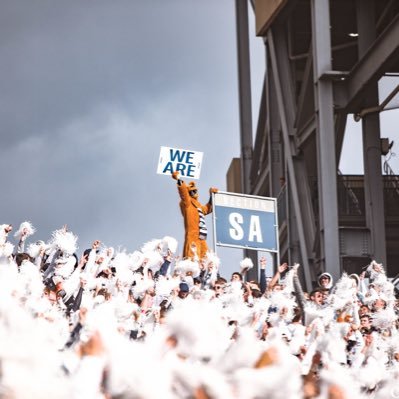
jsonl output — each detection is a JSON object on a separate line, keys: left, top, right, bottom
{"left": 244, "top": 282, "right": 252, "bottom": 294}
{"left": 79, "top": 276, "right": 87, "bottom": 288}
{"left": 259, "top": 256, "right": 267, "bottom": 270}
{"left": 164, "top": 249, "right": 173, "bottom": 262}
{"left": 78, "top": 254, "right": 88, "bottom": 269}
{"left": 92, "top": 240, "right": 101, "bottom": 250}
{"left": 39, "top": 246, "right": 46, "bottom": 258}
{"left": 106, "top": 247, "right": 113, "bottom": 257}
{"left": 20, "top": 227, "right": 29, "bottom": 240}
{"left": 277, "top": 263, "right": 288, "bottom": 274}
{"left": 153, "top": 308, "right": 161, "bottom": 324}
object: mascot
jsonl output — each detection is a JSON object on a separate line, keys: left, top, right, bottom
{"left": 172, "top": 171, "right": 218, "bottom": 260}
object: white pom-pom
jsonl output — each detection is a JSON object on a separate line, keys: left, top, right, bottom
{"left": 112, "top": 252, "right": 130, "bottom": 271}
{"left": 161, "top": 236, "right": 178, "bottom": 254}
{"left": 141, "top": 239, "right": 162, "bottom": 253}
{"left": 366, "top": 260, "right": 386, "bottom": 281}
{"left": 14, "top": 221, "right": 36, "bottom": 239}
{"left": 174, "top": 259, "right": 200, "bottom": 277}
{"left": 327, "top": 273, "right": 356, "bottom": 311}
{"left": 155, "top": 276, "right": 180, "bottom": 298}
{"left": 50, "top": 229, "right": 78, "bottom": 255}
{"left": 111, "top": 253, "right": 135, "bottom": 285}
{"left": 0, "top": 242, "right": 14, "bottom": 257}
{"left": 318, "top": 362, "right": 362, "bottom": 398}
{"left": 129, "top": 250, "right": 145, "bottom": 271}
{"left": 0, "top": 229, "right": 7, "bottom": 246}
{"left": 132, "top": 278, "right": 155, "bottom": 299}
{"left": 27, "top": 242, "right": 45, "bottom": 259}
{"left": 116, "top": 268, "right": 135, "bottom": 286}
{"left": 372, "top": 307, "right": 397, "bottom": 330}
{"left": 112, "top": 251, "right": 144, "bottom": 273}
{"left": 240, "top": 257, "right": 254, "bottom": 271}
{"left": 143, "top": 251, "right": 164, "bottom": 273}
{"left": 268, "top": 291, "right": 297, "bottom": 323}
{"left": 166, "top": 301, "right": 231, "bottom": 360}
{"left": 203, "top": 251, "right": 220, "bottom": 269}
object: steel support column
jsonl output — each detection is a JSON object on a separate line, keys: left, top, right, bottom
{"left": 235, "top": 0, "right": 253, "bottom": 195}
{"left": 235, "top": 0, "right": 258, "bottom": 281}
{"left": 311, "top": 0, "right": 341, "bottom": 282}
{"left": 335, "top": 112, "right": 348, "bottom": 167}
{"left": 356, "top": 0, "right": 387, "bottom": 265}
{"left": 267, "top": 26, "right": 313, "bottom": 290}
{"left": 267, "top": 66, "right": 284, "bottom": 198}
{"left": 250, "top": 77, "right": 267, "bottom": 192}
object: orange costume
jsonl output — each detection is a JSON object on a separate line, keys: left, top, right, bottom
{"left": 172, "top": 171, "right": 217, "bottom": 260}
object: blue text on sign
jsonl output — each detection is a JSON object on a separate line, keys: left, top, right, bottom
{"left": 162, "top": 149, "right": 196, "bottom": 177}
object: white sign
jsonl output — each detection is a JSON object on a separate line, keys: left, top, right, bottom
{"left": 157, "top": 146, "right": 203, "bottom": 179}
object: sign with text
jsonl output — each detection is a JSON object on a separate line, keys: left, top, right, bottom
{"left": 213, "top": 191, "right": 278, "bottom": 252}
{"left": 157, "top": 146, "right": 203, "bottom": 179}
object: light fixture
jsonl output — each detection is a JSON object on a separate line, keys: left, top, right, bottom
{"left": 348, "top": 33, "right": 359, "bottom": 37}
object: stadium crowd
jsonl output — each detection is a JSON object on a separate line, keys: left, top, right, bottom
{"left": 0, "top": 221, "right": 398, "bottom": 399}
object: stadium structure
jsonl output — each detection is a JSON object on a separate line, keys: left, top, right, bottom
{"left": 228, "top": 0, "right": 399, "bottom": 290}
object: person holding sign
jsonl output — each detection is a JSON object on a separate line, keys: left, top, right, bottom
{"left": 172, "top": 171, "right": 218, "bottom": 260}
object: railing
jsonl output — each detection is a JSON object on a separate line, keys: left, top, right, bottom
{"left": 383, "top": 159, "right": 399, "bottom": 197}
{"left": 334, "top": 175, "right": 399, "bottom": 217}
{"left": 276, "top": 174, "right": 399, "bottom": 226}
{"left": 337, "top": 175, "right": 365, "bottom": 217}
{"left": 338, "top": 170, "right": 362, "bottom": 215}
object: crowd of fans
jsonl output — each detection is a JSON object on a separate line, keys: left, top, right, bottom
{"left": 0, "top": 221, "right": 398, "bottom": 399}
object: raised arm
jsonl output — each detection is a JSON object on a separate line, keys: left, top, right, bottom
{"left": 15, "top": 228, "right": 28, "bottom": 254}
{"left": 172, "top": 171, "right": 191, "bottom": 207}
{"left": 292, "top": 264, "right": 306, "bottom": 319}
{"left": 259, "top": 257, "right": 267, "bottom": 294}
{"left": 202, "top": 187, "right": 218, "bottom": 215}
{"left": 267, "top": 263, "right": 288, "bottom": 291}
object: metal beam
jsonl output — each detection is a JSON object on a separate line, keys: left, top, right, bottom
{"left": 356, "top": 0, "right": 387, "bottom": 266}
{"left": 311, "top": 0, "right": 341, "bottom": 282}
{"left": 295, "top": 44, "right": 315, "bottom": 134}
{"left": 344, "top": 13, "right": 399, "bottom": 112}
{"left": 267, "top": 26, "right": 313, "bottom": 290}
{"left": 297, "top": 117, "right": 316, "bottom": 148}
{"left": 335, "top": 112, "right": 347, "bottom": 167}
{"left": 235, "top": 0, "right": 253, "bottom": 195}
{"left": 252, "top": 163, "right": 270, "bottom": 196}
{"left": 236, "top": 0, "right": 259, "bottom": 282}
{"left": 250, "top": 76, "right": 267, "bottom": 185}
{"left": 267, "top": 65, "right": 284, "bottom": 198}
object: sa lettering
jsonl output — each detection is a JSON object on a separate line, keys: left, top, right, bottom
{"left": 229, "top": 212, "right": 263, "bottom": 243}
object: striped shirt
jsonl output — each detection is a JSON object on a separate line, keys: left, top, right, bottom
{"left": 197, "top": 207, "right": 207, "bottom": 240}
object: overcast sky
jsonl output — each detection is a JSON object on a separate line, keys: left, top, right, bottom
{"left": 1, "top": 1, "right": 398, "bottom": 278}
{"left": 0, "top": 0, "right": 260, "bottom": 277}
